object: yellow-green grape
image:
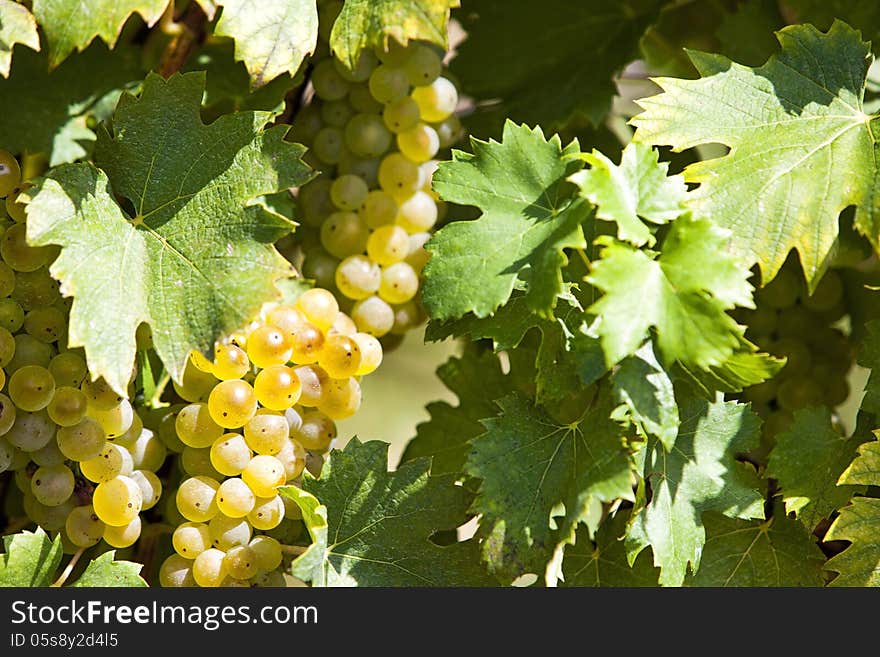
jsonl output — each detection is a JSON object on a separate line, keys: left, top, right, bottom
{"left": 312, "top": 58, "right": 350, "bottom": 101}
{"left": 24, "top": 306, "right": 67, "bottom": 344}
{"left": 0, "top": 299, "right": 24, "bottom": 333}
{"left": 403, "top": 43, "right": 443, "bottom": 86}
{"left": 305, "top": 450, "right": 325, "bottom": 478}
{"left": 241, "top": 455, "right": 286, "bottom": 498}
{"left": 209, "top": 433, "right": 252, "bottom": 476}
{"left": 321, "top": 98, "right": 355, "bottom": 127}
{"left": 276, "top": 435, "right": 306, "bottom": 480}
{"left": 8, "top": 410, "right": 57, "bottom": 454}
{"left": 334, "top": 48, "right": 378, "bottom": 83}
{"left": 0, "top": 327, "right": 14, "bottom": 368}
{"left": 213, "top": 343, "right": 250, "bottom": 380}
{"left": 13, "top": 268, "right": 62, "bottom": 312}
{"left": 0, "top": 150, "right": 22, "bottom": 197}
{"left": 30, "top": 464, "right": 75, "bottom": 506}
{"left": 369, "top": 64, "right": 409, "bottom": 104}
{"left": 265, "top": 304, "right": 308, "bottom": 338}
{"left": 379, "top": 262, "right": 419, "bottom": 304}
{"left": 160, "top": 554, "right": 196, "bottom": 587}
{"left": 396, "top": 190, "right": 438, "bottom": 232}
{"left": 192, "top": 548, "right": 228, "bottom": 588}
{"left": 339, "top": 152, "right": 382, "bottom": 187}
{"left": 91, "top": 399, "right": 134, "bottom": 438}
{"left": 349, "top": 82, "right": 384, "bottom": 114}
{"left": 176, "top": 475, "right": 220, "bottom": 523}
{"left": 81, "top": 377, "right": 123, "bottom": 411}
{"left": 49, "top": 351, "right": 87, "bottom": 388}
{"left": 294, "top": 410, "right": 338, "bottom": 451}
{"left": 130, "top": 469, "right": 162, "bottom": 510}
{"left": 224, "top": 545, "right": 259, "bottom": 580}
{"left": 0, "top": 394, "right": 13, "bottom": 437}
{"left": 379, "top": 153, "right": 423, "bottom": 199}
{"left": 216, "top": 477, "right": 256, "bottom": 518}
{"left": 243, "top": 412, "right": 289, "bottom": 455}
{"left": 351, "top": 295, "right": 394, "bottom": 337}
{"left": 5, "top": 188, "right": 27, "bottom": 223}
{"left": 318, "top": 334, "right": 362, "bottom": 379}
{"left": 47, "top": 386, "right": 88, "bottom": 427}
{"left": 330, "top": 312, "right": 358, "bottom": 337}
{"left": 175, "top": 402, "right": 224, "bottom": 449}
{"left": 344, "top": 113, "right": 393, "bottom": 158}
{"left": 173, "top": 357, "right": 218, "bottom": 402}
{"left": 296, "top": 288, "right": 340, "bottom": 333}
{"left": 247, "top": 325, "right": 293, "bottom": 369}
{"left": 298, "top": 178, "right": 335, "bottom": 228}
{"left": 103, "top": 515, "right": 141, "bottom": 548}
{"left": 208, "top": 379, "right": 258, "bottom": 429}
{"left": 290, "top": 323, "right": 325, "bottom": 365}
{"left": 367, "top": 225, "right": 409, "bottom": 266}
{"left": 0, "top": 264, "right": 13, "bottom": 301}
{"left": 434, "top": 114, "right": 462, "bottom": 148}
{"left": 336, "top": 255, "right": 381, "bottom": 300}
{"left": 397, "top": 123, "right": 440, "bottom": 162}
{"left": 80, "top": 443, "right": 132, "bottom": 483}
{"left": 406, "top": 231, "right": 431, "bottom": 273}
{"left": 360, "top": 190, "right": 398, "bottom": 229}
{"left": 157, "top": 407, "right": 186, "bottom": 453}
{"left": 30, "top": 438, "right": 65, "bottom": 467}
{"left": 254, "top": 365, "right": 302, "bottom": 411}
{"left": 135, "top": 323, "right": 154, "bottom": 351}
{"left": 249, "top": 535, "right": 283, "bottom": 572}
{"left": 391, "top": 301, "right": 423, "bottom": 335}
{"left": 247, "top": 495, "right": 285, "bottom": 531}
{"left": 293, "top": 364, "right": 328, "bottom": 407}
{"left": 382, "top": 97, "right": 421, "bottom": 133}
{"left": 411, "top": 77, "right": 458, "bottom": 122}
{"left": 173, "top": 521, "right": 212, "bottom": 558}
{"left": 1, "top": 223, "right": 50, "bottom": 272}
{"left": 8, "top": 365, "right": 55, "bottom": 412}
{"left": 28, "top": 497, "right": 75, "bottom": 531}
{"left": 320, "top": 211, "right": 370, "bottom": 259}
{"left": 57, "top": 417, "right": 105, "bottom": 461}
{"left": 182, "top": 446, "right": 222, "bottom": 478}
{"left": 189, "top": 350, "right": 214, "bottom": 374}
{"left": 8, "top": 445, "right": 29, "bottom": 471}
{"left": 93, "top": 475, "right": 142, "bottom": 526}
{"left": 124, "top": 427, "right": 166, "bottom": 472}
{"left": 208, "top": 514, "right": 252, "bottom": 550}
{"left": 351, "top": 333, "right": 383, "bottom": 375}
{"left": 7, "top": 334, "right": 52, "bottom": 373}
{"left": 65, "top": 505, "right": 105, "bottom": 548}
{"left": 318, "top": 377, "right": 361, "bottom": 421}
{"left": 312, "top": 126, "right": 345, "bottom": 165}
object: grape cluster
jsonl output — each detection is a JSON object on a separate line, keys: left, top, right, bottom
{"left": 289, "top": 29, "right": 461, "bottom": 340}
{"left": 0, "top": 150, "right": 166, "bottom": 553}
{"left": 157, "top": 288, "right": 382, "bottom": 587}
{"left": 736, "top": 258, "right": 854, "bottom": 448}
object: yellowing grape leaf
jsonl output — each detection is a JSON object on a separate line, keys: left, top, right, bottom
{"left": 24, "top": 72, "right": 311, "bottom": 395}
{"left": 0, "top": 0, "right": 39, "bottom": 77}
{"left": 825, "top": 498, "right": 880, "bottom": 586}
{"left": 330, "top": 0, "right": 457, "bottom": 70}
{"left": 282, "top": 439, "right": 494, "bottom": 586}
{"left": 32, "top": 0, "right": 168, "bottom": 68}
{"left": 633, "top": 21, "right": 880, "bottom": 289}
{"left": 424, "top": 121, "right": 588, "bottom": 320}
{"left": 214, "top": 0, "right": 317, "bottom": 88}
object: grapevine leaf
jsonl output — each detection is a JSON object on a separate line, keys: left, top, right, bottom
{"left": 214, "top": 0, "right": 317, "bottom": 88}
{"left": 838, "top": 431, "right": 880, "bottom": 486}
{"left": 286, "top": 439, "right": 493, "bottom": 586}
{"left": 330, "top": 0, "right": 457, "bottom": 70}
{"left": 69, "top": 551, "right": 148, "bottom": 587}
{"left": 825, "top": 498, "right": 880, "bottom": 586}
{"left": 613, "top": 342, "right": 679, "bottom": 450}
{"left": 400, "top": 348, "right": 510, "bottom": 476}
{"left": 569, "top": 142, "right": 687, "bottom": 247}
{"left": 24, "top": 72, "right": 311, "bottom": 395}
{"left": 687, "top": 512, "right": 825, "bottom": 586}
{"left": 32, "top": 0, "right": 168, "bottom": 68}
{"left": 424, "top": 121, "right": 588, "bottom": 320}
{"left": 452, "top": 0, "right": 663, "bottom": 133}
{"left": 0, "top": 528, "right": 62, "bottom": 587}
{"left": 466, "top": 391, "right": 634, "bottom": 582}
{"left": 715, "top": 0, "right": 783, "bottom": 67}
{"left": 674, "top": 342, "right": 785, "bottom": 397}
{"left": 425, "top": 295, "right": 541, "bottom": 352}
{"left": 561, "top": 513, "right": 660, "bottom": 587}
{"left": 0, "top": 0, "right": 39, "bottom": 78}
{"left": 280, "top": 486, "right": 330, "bottom": 586}
{"left": 0, "top": 43, "right": 142, "bottom": 165}
{"left": 767, "top": 407, "right": 866, "bottom": 531}
{"left": 856, "top": 321, "right": 880, "bottom": 416}
{"left": 588, "top": 216, "right": 753, "bottom": 370}
{"left": 632, "top": 21, "right": 880, "bottom": 288}
{"left": 628, "top": 397, "right": 765, "bottom": 587}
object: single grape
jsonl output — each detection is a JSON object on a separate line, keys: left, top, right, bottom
{"left": 0, "top": 393, "right": 16, "bottom": 438}
{"left": 360, "top": 190, "right": 398, "bottom": 229}
{"left": 91, "top": 399, "right": 134, "bottom": 438}
{"left": 394, "top": 301, "right": 426, "bottom": 339}
{"left": 81, "top": 377, "right": 123, "bottom": 411}
{"left": 7, "top": 410, "right": 55, "bottom": 453}
{"left": 0, "top": 298, "right": 24, "bottom": 333}
{"left": 378, "top": 153, "right": 423, "bottom": 198}
{"left": 80, "top": 442, "right": 131, "bottom": 483}
{"left": 103, "top": 515, "right": 141, "bottom": 548}
{"left": 293, "top": 364, "right": 329, "bottom": 407}
{"left": 212, "top": 343, "right": 250, "bottom": 380}
{"left": 334, "top": 49, "right": 378, "bottom": 83}
{"left": 225, "top": 545, "right": 259, "bottom": 580}
{"left": 330, "top": 174, "right": 370, "bottom": 211}
{"left": 403, "top": 44, "right": 443, "bottom": 86}
{"left": 93, "top": 475, "right": 142, "bottom": 526}
{"left": 0, "top": 262, "right": 15, "bottom": 297}
{"left": 31, "top": 464, "right": 75, "bottom": 506}
{"left": 192, "top": 548, "right": 229, "bottom": 587}
{"left": 351, "top": 295, "right": 395, "bottom": 336}
{"left": 411, "top": 77, "right": 458, "bottom": 122}
{"left": 329, "top": 312, "right": 358, "bottom": 337}
{"left": 320, "top": 211, "right": 370, "bottom": 259}
{"left": 293, "top": 410, "right": 338, "bottom": 452}
{"left": 1, "top": 223, "right": 50, "bottom": 272}
{"left": 290, "top": 322, "right": 325, "bottom": 365}
{"left": 298, "top": 178, "right": 335, "bottom": 228}
{"left": 349, "top": 82, "right": 384, "bottom": 113}
{"left": 312, "top": 127, "right": 346, "bottom": 165}
{"left": 247, "top": 324, "right": 294, "bottom": 369}
{"left": 254, "top": 365, "right": 302, "bottom": 411}
{"left": 160, "top": 554, "right": 196, "bottom": 587}
{"left": 803, "top": 270, "right": 843, "bottom": 312}
{"left": 318, "top": 334, "right": 363, "bottom": 379}
{"left": 176, "top": 402, "right": 224, "bottom": 448}
{"left": 352, "top": 333, "right": 383, "bottom": 375}
{"left": 176, "top": 475, "right": 221, "bottom": 523}
{"left": 382, "top": 97, "right": 421, "bottom": 133}
{"left": 275, "top": 435, "right": 306, "bottom": 480}
{"left": 65, "top": 505, "right": 105, "bottom": 548}
{"left": 337, "top": 152, "right": 380, "bottom": 188}
{"left": 48, "top": 351, "right": 87, "bottom": 388}
{"left": 123, "top": 427, "right": 166, "bottom": 472}
{"left": 756, "top": 267, "right": 803, "bottom": 309}
{"left": 434, "top": 114, "right": 463, "bottom": 148}
{"left": 216, "top": 477, "right": 256, "bottom": 518}
{"left": 208, "top": 379, "right": 259, "bottom": 429}
{"left": 249, "top": 535, "right": 283, "bottom": 572}
{"left": 321, "top": 98, "right": 355, "bottom": 127}
{"left": 241, "top": 455, "right": 286, "bottom": 498}
{"left": 47, "top": 386, "right": 88, "bottom": 427}
{"left": 379, "top": 262, "right": 419, "bottom": 304}
{"left": 208, "top": 514, "right": 252, "bottom": 550}
{"left": 311, "top": 58, "right": 350, "bottom": 101}
{"left": 7, "top": 333, "right": 52, "bottom": 373}
{"left": 405, "top": 231, "right": 431, "bottom": 272}
{"left": 396, "top": 190, "right": 438, "bottom": 232}
{"left": 182, "top": 446, "right": 222, "bottom": 479}
{"left": 210, "top": 433, "right": 252, "bottom": 476}
{"left": 130, "top": 469, "right": 162, "bottom": 510}
{"left": 318, "top": 377, "right": 361, "bottom": 421}
{"left": 336, "top": 255, "right": 381, "bottom": 300}
{"left": 173, "top": 521, "right": 212, "bottom": 558}
{"left": 369, "top": 65, "right": 409, "bottom": 104}
{"left": 397, "top": 123, "right": 440, "bottom": 162}
{"left": 296, "top": 288, "right": 340, "bottom": 332}
{"left": 0, "top": 150, "right": 22, "bottom": 197}
{"left": 344, "top": 113, "right": 393, "bottom": 159}
{"left": 776, "top": 378, "right": 824, "bottom": 411}
{"left": 367, "top": 225, "right": 410, "bottom": 265}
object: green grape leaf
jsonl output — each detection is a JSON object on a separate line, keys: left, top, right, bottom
{"left": 838, "top": 431, "right": 880, "bottom": 486}
{"left": 825, "top": 498, "right": 880, "bottom": 586}
{"left": 632, "top": 21, "right": 880, "bottom": 288}
{"left": 452, "top": 0, "right": 663, "bottom": 134}
{"left": 0, "top": 0, "right": 39, "bottom": 78}
{"left": 284, "top": 439, "right": 492, "bottom": 586}
{"left": 715, "top": 0, "right": 783, "bottom": 67}
{"left": 69, "top": 551, "right": 148, "bottom": 587}
{"left": 561, "top": 512, "right": 659, "bottom": 587}
{"left": 0, "top": 528, "right": 62, "bottom": 587}
{"left": 330, "top": 0, "right": 457, "bottom": 70}
{"left": 687, "top": 512, "right": 826, "bottom": 586}
{"left": 588, "top": 216, "right": 753, "bottom": 370}
{"left": 424, "top": 121, "right": 588, "bottom": 320}
{"left": 400, "top": 348, "right": 510, "bottom": 476}
{"left": 0, "top": 43, "right": 142, "bottom": 165}
{"left": 569, "top": 142, "right": 687, "bottom": 247}
{"left": 613, "top": 342, "right": 678, "bottom": 450}
{"left": 675, "top": 342, "right": 785, "bottom": 397}
{"left": 857, "top": 321, "right": 880, "bottom": 416}
{"left": 767, "top": 407, "right": 866, "bottom": 531}
{"left": 24, "top": 72, "right": 310, "bottom": 395}
{"left": 628, "top": 397, "right": 765, "bottom": 587}
{"left": 425, "top": 295, "right": 542, "bottom": 352}
{"left": 214, "top": 0, "right": 317, "bottom": 88}
{"left": 466, "top": 391, "right": 634, "bottom": 582}
{"left": 32, "top": 0, "right": 168, "bottom": 68}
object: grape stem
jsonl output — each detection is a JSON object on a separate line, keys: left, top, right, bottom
{"left": 281, "top": 544, "right": 308, "bottom": 555}
{"left": 51, "top": 547, "right": 85, "bottom": 587}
